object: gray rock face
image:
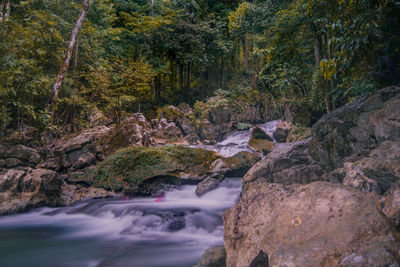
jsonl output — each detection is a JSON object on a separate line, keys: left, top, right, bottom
{"left": 223, "top": 87, "right": 400, "bottom": 267}
{"left": 273, "top": 121, "right": 293, "bottom": 143}
{"left": 196, "top": 152, "right": 261, "bottom": 196}
{"left": 378, "top": 180, "right": 400, "bottom": 228}
{"left": 0, "top": 145, "right": 41, "bottom": 168}
{"left": 309, "top": 86, "right": 400, "bottom": 170}
{"left": 224, "top": 181, "right": 400, "bottom": 267}
{"left": 0, "top": 168, "right": 63, "bottom": 214}
{"left": 195, "top": 246, "right": 226, "bottom": 267}
{"left": 243, "top": 138, "right": 324, "bottom": 191}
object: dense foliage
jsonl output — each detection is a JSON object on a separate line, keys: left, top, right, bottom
{"left": 1, "top": 0, "right": 399, "bottom": 136}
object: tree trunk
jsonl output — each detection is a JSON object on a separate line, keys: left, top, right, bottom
{"left": 186, "top": 62, "right": 191, "bottom": 102}
{"left": 50, "top": 0, "right": 90, "bottom": 122}
{"left": 72, "top": 36, "right": 79, "bottom": 131}
{"left": 179, "top": 63, "right": 184, "bottom": 100}
{"left": 311, "top": 23, "right": 321, "bottom": 67}
{"left": 244, "top": 34, "right": 248, "bottom": 70}
{"left": 170, "top": 61, "right": 176, "bottom": 92}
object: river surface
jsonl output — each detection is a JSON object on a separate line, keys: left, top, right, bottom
{"left": 0, "top": 121, "right": 279, "bottom": 267}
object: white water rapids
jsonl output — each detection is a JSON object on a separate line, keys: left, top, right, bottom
{"left": 0, "top": 121, "right": 279, "bottom": 267}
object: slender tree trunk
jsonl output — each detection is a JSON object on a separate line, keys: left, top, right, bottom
{"left": 186, "top": 62, "right": 191, "bottom": 101}
{"left": 170, "top": 61, "right": 176, "bottom": 92}
{"left": 72, "top": 36, "right": 79, "bottom": 132}
{"left": 179, "top": 63, "right": 184, "bottom": 100}
{"left": 244, "top": 34, "right": 248, "bottom": 70}
{"left": 50, "top": 0, "right": 90, "bottom": 122}
{"left": 311, "top": 23, "right": 321, "bottom": 67}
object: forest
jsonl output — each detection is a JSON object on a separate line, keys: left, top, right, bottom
{"left": 0, "top": 0, "right": 399, "bottom": 137}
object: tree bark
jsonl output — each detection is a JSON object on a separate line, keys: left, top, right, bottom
{"left": 311, "top": 22, "right": 321, "bottom": 67}
{"left": 179, "top": 63, "right": 184, "bottom": 100}
{"left": 50, "top": 0, "right": 90, "bottom": 121}
{"left": 186, "top": 62, "right": 191, "bottom": 101}
{"left": 244, "top": 34, "right": 248, "bottom": 70}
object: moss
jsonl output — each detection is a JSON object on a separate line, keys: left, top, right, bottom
{"left": 287, "top": 125, "right": 312, "bottom": 142}
{"left": 249, "top": 138, "right": 275, "bottom": 155}
{"left": 93, "top": 145, "right": 219, "bottom": 192}
{"left": 252, "top": 127, "right": 273, "bottom": 141}
{"left": 237, "top": 123, "right": 252, "bottom": 131}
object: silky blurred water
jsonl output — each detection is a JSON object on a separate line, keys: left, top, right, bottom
{"left": 192, "top": 120, "right": 280, "bottom": 157}
{"left": 0, "top": 178, "right": 241, "bottom": 267}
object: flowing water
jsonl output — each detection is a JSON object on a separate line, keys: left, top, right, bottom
{"left": 0, "top": 121, "right": 279, "bottom": 267}
{"left": 192, "top": 120, "right": 280, "bottom": 157}
{"left": 0, "top": 179, "right": 241, "bottom": 267}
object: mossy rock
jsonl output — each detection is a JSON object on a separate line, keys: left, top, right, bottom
{"left": 249, "top": 138, "right": 275, "bottom": 155}
{"left": 93, "top": 145, "right": 219, "bottom": 193}
{"left": 237, "top": 123, "right": 252, "bottom": 131}
{"left": 251, "top": 127, "right": 273, "bottom": 141}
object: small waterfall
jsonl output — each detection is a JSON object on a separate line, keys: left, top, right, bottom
{"left": 193, "top": 120, "right": 280, "bottom": 157}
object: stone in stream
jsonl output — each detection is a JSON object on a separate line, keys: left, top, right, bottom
{"left": 272, "top": 121, "right": 293, "bottom": 143}
{"left": 248, "top": 127, "right": 275, "bottom": 155}
{"left": 196, "top": 152, "right": 261, "bottom": 197}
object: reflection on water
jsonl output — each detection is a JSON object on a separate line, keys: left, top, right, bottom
{"left": 0, "top": 179, "right": 241, "bottom": 267}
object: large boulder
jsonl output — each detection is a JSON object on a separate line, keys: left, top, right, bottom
{"left": 92, "top": 145, "right": 219, "bottom": 195}
{"left": 224, "top": 181, "right": 400, "bottom": 266}
{"left": 309, "top": 86, "right": 400, "bottom": 171}
{"left": 243, "top": 138, "right": 324, "bottom": 190}
{"left": 0, "top": 168, "right": 63, "bottom": 214}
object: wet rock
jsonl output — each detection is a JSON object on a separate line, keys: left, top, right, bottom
{"left": 60, "top": 183, "right": 120, "bottom": 206}
{"left": 196, "top": 152, "right": 260, "bottom": 196}
{"left": 248, "top": 127, "right": 274, "bottom": 154}
{"left": 273, "top": 121, "right": 293, "bottom": 143}
{"left": 0, "top": 168, "right": 63, "bottom": 214}
{"left": 195, "top": 177, "right": 222, "bottom": 197}
{"left": 224, "top": 181, "right": 400, "bottom": 267}
{"left": 195, "top": 246, "right": 226, "bottom": 267}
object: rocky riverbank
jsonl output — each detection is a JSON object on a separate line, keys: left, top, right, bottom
{"left": 222, "top": 86, "right": 400, "bottom": 266}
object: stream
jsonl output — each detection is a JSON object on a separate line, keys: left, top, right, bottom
{"left": 0, "top": 121, "right": 279, "bottom": 267}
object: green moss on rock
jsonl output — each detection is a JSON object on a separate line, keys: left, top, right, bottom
{"left": 93, "top": 145, "right": 219, "bottom": 192}
{"left": 248, "top": 138, "right": 275, "bottom": 155}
